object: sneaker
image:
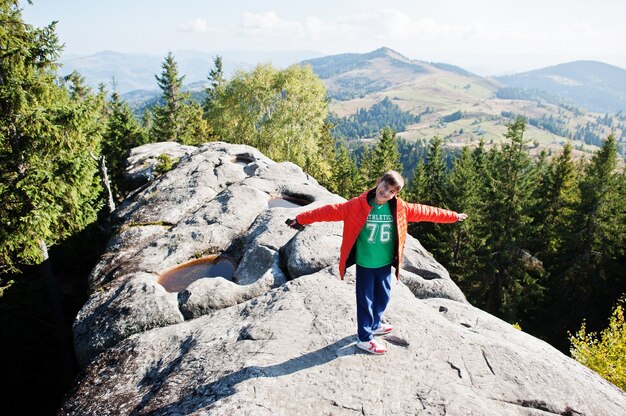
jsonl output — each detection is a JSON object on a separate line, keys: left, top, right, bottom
{"left": 356, "top": 339, "right": 387, "bottom": 355}
{"left": 372, "top": 324, "right": 394, "bottom": 336}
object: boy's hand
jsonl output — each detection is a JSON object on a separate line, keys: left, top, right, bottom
{"left": 285, "top": 218, "right": 305, "bottom": 231}
{"left": 457, "top": 213, "right": 468, "bottom": 222}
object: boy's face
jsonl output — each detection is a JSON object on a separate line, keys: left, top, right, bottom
{"left": 374, "top": 180, "right": 401, "bottom": 205}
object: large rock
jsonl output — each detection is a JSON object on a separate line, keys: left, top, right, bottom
{"left": 124, "top": 141, "right": 197, "bottom": 190}
{"left": 72, "top": 273, "right": 183, "bottom": 368}
{"left": 74, "top": 142, "right": 462, "bottom": 367}
{"left": 62, "top": 270, "right": 626, "bottom": 415}
{"left": 63, "top": 142, "right": 626, "bottom": 415}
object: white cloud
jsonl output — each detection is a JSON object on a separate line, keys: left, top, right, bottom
{"left": 178, "top": 18, "right": 221, "bottom": 33}
{"left": 238, "top": 9, "right": 475, "bottom": 44}
{"left": 241, "top": 12, "right": 305, "bottom": 37}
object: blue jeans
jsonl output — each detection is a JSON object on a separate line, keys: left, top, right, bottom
{"left": 355, "top": 264, "right": 392, "bottom": 342}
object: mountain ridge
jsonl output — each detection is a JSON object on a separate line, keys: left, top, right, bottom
{"left": 494, "top": 60, "right": 626, "bottom": 113}
{"left": 63, "top": 48, "right": 626, "bottom": 115}
{"left": 65, "top": 47, "right": 625, "bottom": 157}
{"left": 300, "top": 48, "right": 625, "bottom": 157}
{"left": 60, "top": 49, "right": 324, "bottom": 93}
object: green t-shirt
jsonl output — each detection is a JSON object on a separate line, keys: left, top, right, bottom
{"left": 355, "top": 200, "right": 397, "bottom": 268}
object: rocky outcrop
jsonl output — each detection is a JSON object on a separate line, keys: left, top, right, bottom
{"left": 73, "top": 142, "right": 463, "bottom": 368}
{"left": 63, "top": 142, "right": 626, "bottom": 415}
{"left": 124, "top": 141, "right": 197, "bottom": 190}
{"left": 64, "top": 270, "right": 626, "bottom": 416}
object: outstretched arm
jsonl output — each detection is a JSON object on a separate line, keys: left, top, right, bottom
{"left": 295, "top": 202, "right": 346, "bottom": 225}
{"left": 406, "top": 202, "right": 466, "bottom": 223}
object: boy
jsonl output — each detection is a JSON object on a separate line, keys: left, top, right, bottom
{"left": 287, "top": 170, "right": 467, "bottom": 355}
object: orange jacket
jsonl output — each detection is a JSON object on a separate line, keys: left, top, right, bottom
{"left": 296, "top": 188, "right": 460, "bottom": 279}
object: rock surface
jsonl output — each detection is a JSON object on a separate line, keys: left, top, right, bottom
{"left": 124, "top": 141, "right": 197, "bottom": 190}
{"left": 64, "top": 142, "right": 626, "bottom": 415}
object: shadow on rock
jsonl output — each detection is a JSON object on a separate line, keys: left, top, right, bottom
{"left": 150, "top": 335, "right": 355, "bottom": 415}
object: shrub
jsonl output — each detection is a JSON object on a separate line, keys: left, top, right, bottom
{"left": 155, "top": 154, "right": 178, "bottom": 175}
{"left": 570, "top": 299, "right": 626, "bottom": 391}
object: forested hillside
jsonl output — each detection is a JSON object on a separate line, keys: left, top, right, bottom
{"left": 114, "top": 48, "right": 626, "bottom": 158}
{"left": 302, "top": 48, "right": 626, "bottom": 159}
{"left": 1, "top": 3, "right": 625, "bottom": 413}
{"left": 329, "top": 97, "right": 421, "bottom": 140}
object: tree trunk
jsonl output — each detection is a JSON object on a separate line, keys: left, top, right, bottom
{"left": 91, "top": 152, "right": 116, "bottom": 214}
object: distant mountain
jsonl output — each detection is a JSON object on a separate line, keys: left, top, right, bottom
{"left": 298, "top": 48, "right": 625, "bottom": 157}
{"left": 300, "top": 47, "right": 485, "bottom": 101}
{"left": 494, "top": 61, "right": 626, "bottom": 113}
{"left": 301, "top": 47, "right": 429, "bottom": 100}
{"left": 80, "top": 46, "right": 624, "bottom": 157}
{"left": 60, "top": 49, "right": 323, "bottom": 94}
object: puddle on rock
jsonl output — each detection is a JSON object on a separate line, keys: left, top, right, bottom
{"left": 268, "top": 196, "right": 310, "bottom": 209}
{"left": 158, "top": 255, "right": 236, "bottom": 293}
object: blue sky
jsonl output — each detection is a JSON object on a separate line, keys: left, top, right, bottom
{"left": 21, "top": 0, "right": 626, "bottom": 75}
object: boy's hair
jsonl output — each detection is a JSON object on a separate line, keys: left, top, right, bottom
{"left": 380, "top": 170, "right": 404, "bottom": 190}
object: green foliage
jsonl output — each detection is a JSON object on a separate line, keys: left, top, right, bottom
{"left": 552, "top": 135, "right": 626, "bottom": 342}
{"left": 401, "top": 116, "right": 624, "bottom": 350}
{"left": 303, "top": 121, "right": 336, "bottom": 191}
{"left": 570, "top": 299, "right": 626, "bottom": 390}
{"left": 441, "top": 147, "right": 485, "bottom": 283}
{"left": 441, "top": 110, "right": 463, "bottom": 123}
{"left": 397, "top": 138, "right": 428, "bottom": 181}
{"left": 155, "top": 154, "right": 177, "bottom": 175}
{"left": 477, "top": 117, "right": 544, "bottom": 320}
{"left": 330, "top": 97, "right": 420, "bottom": 140}
{"left": 0, "top": 2, "right": 103, "bottom": 273}
{"left": 150, "top": 52, "right": 210, "bottom": 145}
{"left": 359, "top": 127, "right": 403, "bottom": 186}
{"left": 329, "top": 143, "right": 364, "bottom": 199}
{"left": 529, "top": 142, "right": 579, "bottom": 257}
{"left": 408, "top": 162, "right": 427, "bottom": 202}
{"left": 102, "top": 89, "right": 148, "bottom": 197}
{"left": 408, "top": 136, "right": 450, "bottom": 260}
{"left": 203, "top": 55, "right": 225, "bottom": 119}
{"left": 421, "top": 136, "right": 448, "bottom": 206}
{"left": 206, "top": 63, "right": 328, "bottom": 168}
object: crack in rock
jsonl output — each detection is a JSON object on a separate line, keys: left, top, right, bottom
{"left": 447, "top": 361, "right": 462, "bottom": 378}
{"left": 482, "top": 349, "right": 496, "bottom": 375}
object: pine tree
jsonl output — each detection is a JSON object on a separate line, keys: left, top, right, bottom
{"left": 331, "top": 143, "right": 364, "bottom": 199}
{"left": 0, "top": 3, "right": 103, "bottom": 273}
{"left": 0, "top": 2, "right": 103, "bottom": 379}
{"left": 530, "top": 142, "right": 579, "bottom": 258}
{"left": 422, "top": 136, "right": 447, "bottom": 206}
{"left": 479, "top": 117, "right": 544, "bottom": 321}
{"left": 407, "top": 162, "right": 427, "bottom": 202}
{"left": 63, "top": 70, "right": 91, "bottom": 100}
{"left": 359, "top": 127, "right": 402, "bottom": 186}
{"left": 203, "top": 55, "right": 225, "bottom": 118}
{"left": 358, "top": 145, "right": 377, "bottom": 187}
{"left": 562, "top": 134, "right": 626, "bottom": 335}
{"left": 444, "top": 147, "right": 484, "bottom": 280}
{"left": 407, "top": 136, "right": 449, "bottom": 260}
{"left": 102, "top": 88, "right": 148, "bottom": 198}
{"left": 373, "top": 127, "right": 403, "bottom": 174}
{"left": 151, "top": 52, "right": 185, "bottom": 142}
{"left": 150, "top": 52, "right": 208, "bottom": 144}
